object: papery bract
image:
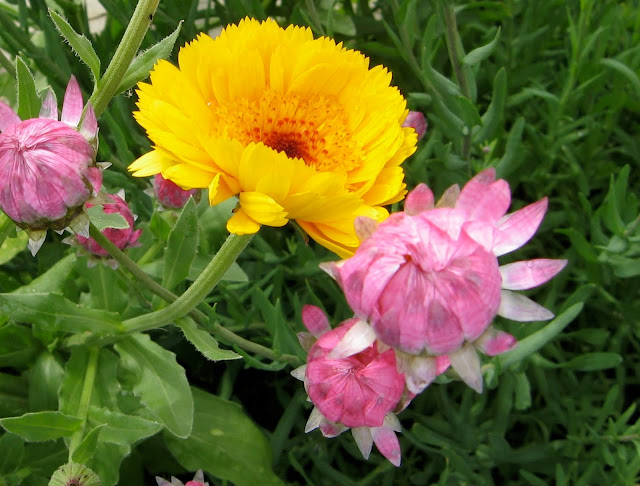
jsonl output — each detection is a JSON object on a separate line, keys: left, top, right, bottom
{"left": 153, "top": 173, "right": 201, "bottom": 209}
{"left": 402, "top": 111, "right": 427, "bottom": 139}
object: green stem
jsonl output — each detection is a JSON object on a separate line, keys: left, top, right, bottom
{"left": 89, "top": 0, "right": 160, "bottom": 117}
{"left": 86, "top": 224, "right": 301, "bottom": 365}
{"left": 68, "top": 347, "right": 99, "bottom": 460}
{"left": 440, "top": 0, "right": 472, "bottom": 160}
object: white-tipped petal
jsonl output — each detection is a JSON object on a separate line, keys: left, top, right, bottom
{"left": 39, "top": 88, "right": 58, "bottom": 119}
{"left": 305, "top": 407, "right": 324, "bottom": 433}
{"left": 383, "top": 413, "right": 402, "bottom": 432}
{"left": 352, "top": 427, "right": 373, "bottom": 460}
{"left": 27, "top": 230, "right": 47, "bottom": 256}
{"left": 500, "top": 259, "right": 568, "bottom": 290}
{"left": 498, "top": 290, "right": 555, "bottom": 321}
{"left": 449, "top": 344, "right": 483, "bottom": 393}
{"left": 290, "top": 365, "right": 306, "bottom": 381}
{"left": 61, "top": 75, "right": 84, "bottom": 127}
{"left": 69, "top": 212, "right": 90, "bottom": 238}
{"left": 354, "top": 216, "right": 379, "bottom": 242}
{"left": 404, "top": 183, "right": 434, "bottom": 215}
{"left": 327, "top": 319, "right": 376, "bottom": 359}
{"left": 435, "top": 184, "right": 460, "bottom": 208}
{"left": 372, "top": 425, "right": 401, "bottom": 467}
{"left": 475, "top": 326, "right": 517, "bottom": 356}
{"left": 318, "top": 260, "right": 342, "bottom": 280}
{"left": 398, "top": 354, "right": 438, "bottom": 394}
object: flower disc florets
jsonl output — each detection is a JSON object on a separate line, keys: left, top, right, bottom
{"left": 129, "top": 17, "right": 417, "bottom": 257}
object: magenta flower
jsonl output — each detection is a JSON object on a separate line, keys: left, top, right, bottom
{"left": 322, "top": 169, "right": 567, "bottom": 393}
{"left": 292, "top": 305, "right": 406, "bottom": 466}
{"left": 0, "top": 76, "right": 100, "bottom": 254}
{"left": 156, "top": 469, "right": 208, "bottom": 486}
{"left": 153, "top": 173, "right": 201, "bottom": 209}
{"left": 75, "top": 192, "right": 142, "bottom": 262}
{"left": 402, "top": 111, "right": 427, "bottom": 140}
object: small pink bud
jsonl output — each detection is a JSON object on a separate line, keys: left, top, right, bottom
{"left": 153, "top": 174, "right": 201, "bottom": 209}
{"left": 76, "top": 193, "right": 142, "bottom": 257}
{"left": 402, "top": 111, "right": 427, "bottom": 140}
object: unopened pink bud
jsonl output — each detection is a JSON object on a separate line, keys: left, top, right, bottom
{"left": 153, "top": 174, "right": 201, "bottom": 209}
{"left": 402, "top": 111, "right": 427, "bottom": 140}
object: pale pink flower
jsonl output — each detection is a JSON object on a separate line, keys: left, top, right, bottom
{"left": 76, "top": 193, "right": 142, "bottom": 260}
{"left": 0, "top": 76, "right": 100, "bottom": 254}
{"left": 292, "top": 305, "right": 406, "bottom": 466}
{"left": 153, "top": 174, "right": 201, "bottom": 209}
{"left": 156, "top": 469, "right": 208, "bottom": 486}
{"left": 402, "top": 111, "right": 427, "bottom": 140}
{"left": 322, "top": 169, "right": 567, "bottom": 393}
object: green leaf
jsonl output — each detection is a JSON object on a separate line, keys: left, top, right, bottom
{"left": 0, "top": 231, "right": 28, "bottom": 265}
{"left": 71, "top": 424, "right": 105, "bottom": 464}
{"left": 455, "top": 95, "right": 482, "bottom": 129}
{"left": 0, "top": 323, "right": 38, "bottom": 368}
{"left": 0, "top": 433, "right": 24, "bottom": 474}
{"left": 115, "top": 333, "right": 193, "bottom": 438}
{"left": 561, "top": 352, "right": 623, "bottom": 372}
{"left": 0, "top": 213, "right": 17, "bottom": 249}
{"left": 28, "top": 352, "right": 64, "bottom": 412}
{"left": 0, "top": 293, "right": 122, "bottom": 335}
{"left": 495, "top": 116, "right": 526, "bottom": 178}
{"left": 87, "top": 205, "right": 130, "bottom": 231}
{"left": 253, "top": 289, "right": 304, "bottom": 358}
{"left": 48, "top": 9, "right": 101, "bottom": 86}
{"left": 177, "top": 318, "right": 241, "bottom": 361}
{"left": 164, "top": 387, "right": 284, "bottom": 486}
{"left": 15, "top": 57, "right": 40, "bottom": 120}
{"left": 0, "top": 411, "right": 81, "bottom": 441}
{"left": 474, "top": 67, "right": 507, "bottom": 143}
{"left": 163, "top": 197, "right": 198, "bottom": 291}
{"left": 600, "top": 58, "right": 640, "bottom": 98}
{"left": 87, "top": 406, "right": 162, "bottom": 446}
{"left": 88, "top": 441, "right": 130, "bottom": 486}
{"left": 463, "top": 27, "right": 501, "bottom": 65}
{"left": 12, "top": 254, "right": 75, "bottom": 295}
{"left": 115, "top": 22, "right": 182, "bottom": 97}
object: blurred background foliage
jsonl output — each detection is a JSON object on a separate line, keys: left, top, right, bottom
{"left": 0, "top": 0, "right": 638, "bottom": 484}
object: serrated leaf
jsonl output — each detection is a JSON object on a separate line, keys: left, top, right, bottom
{"left": 177, "top": 318, "right": 241, "bottom": 361}
{"left": 115, "top": 22, "right": 182, "bottom": 97}
{"left": 71, "top": 424, "right": 105, "bottom": 464}
{"left": 163, "top": 197, "right": 198, "bottom": 291}
{"left": 15, "top": 57, "right": 40, "bottom": 119}
{"left": 0, "top": 293, "right": 122, "bottom": 335}
{"left": 463, "top": 27, "right": 501, "bottom": 65}
{"left": 474, "top": 67, "right": 507, "bottom": 142}
{"left": 164, "top": 387, "right": 284, "bottom": 486}
{"left": 87, "top": 205, "right": 129, "bottom": 230}
{"left": 115, "top": 333, "right": 193, "bottom": 438}
{"left": 49, "top": 9, "right": 101, "bottom": 86}
{"left": 0, "top": 411, "right": 81, "bottom": 441}
{"left": 87, "top": 406, "right": 162, "bottom": 445}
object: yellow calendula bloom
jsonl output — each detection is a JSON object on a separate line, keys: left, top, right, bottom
{"left": 129, "top": 17, "right": 417, "bottom": 257}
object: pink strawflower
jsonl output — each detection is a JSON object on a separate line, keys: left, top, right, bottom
{"left": 292, "top": 305, "right": 406, "bottom": 466}
{"left": 402, "top": 111, "right": 427, "bottom": 140}
{"left": 75, "top": 192, "right": 142, "bottom": 262}
{"left": 322, "top": 169, "right": 567, "bottom": 393}
{"left": 153, "top": 173, "right": 201, "bottom": 209}
{"left": 0, "top": 76, "right": 101, "bottom": 254}
{"left": 156, "top": 469, "right": 208, "bottom": 486}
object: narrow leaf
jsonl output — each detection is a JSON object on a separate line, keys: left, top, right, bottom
{"left": 177, "top": 318, "right": 242, "bottom": 361}
{"left": 163, "top": 197, "right": 198, "bottom": 291}
{"left": 87, "top": 406, "right": 162, "bottom": 446}
{"left": 474, "top": 67, "right": 507, "bottom": 143}
{"left": 561, "top": 352, "right": 623, "bottom": 372}
{"left": 600, "top": 58, "right": 640, "bottom": 97}
{"left": 0, "top": 411, "right": 81, "bottom": 441}
{"left": 115, "top": 333, "right": 193, "bottom": 438}
{"left": 463, "top": 28, "right": 501, "bottom": 66}
{"left": 71, "top": 424, "right": 105, "bottom": 464}
{"left": 87, "top": 205, "right": 130, "bottom": 230}
{"left": 15, "top": 56, "right": 40, "bottom": 119}
{"left": 49, "top": 9, "right": 101, "bottom": 85}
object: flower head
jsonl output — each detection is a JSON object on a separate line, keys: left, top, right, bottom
{"left": 402, "top": 111, "right": 427, "bottom": 139}
{"left": 293, "top": 305, "right": 406, "bottom": 466}
{"left": 75, "top": 192, "right": 142, "bottom": 263}
{"left": 0, "top": 76, "right": 100, "bottom": 254}
{"left": 323, "top": 169, "right": 567, "bottom": 393}
{"left": 49, "top": 462, "right": 101, "bottom": 486}
{"left": 153, "top": 173, "right": 201, "bottom": 209}
{"left": 129, "top": 18, "right": 417, "bottom": 257}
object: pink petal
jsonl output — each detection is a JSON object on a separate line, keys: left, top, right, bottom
{"left": 0, "top": 100, "right": 20, "bottom": 131}
{"left": 39, "top": 89, "right": 58, "bottom": 120}
{"left": 436, "top": 355, "right": 451, "bottom": 375}
{"left": 493, "top": 198, "right": 548, "bottom": 256}
{"left": 352, "top": 427, "right": 373, "bottom": 460}
{"left": 404, "top": 183, "right": 434, "bottom": 215}
{"left": 372, "top": 425, "right": 401, "bottom": 467}
{"left": 86, "top": 167, "right": 102, "bottom": 195}
{"left": 456, "top": 168, "right": 511, "bottom": 223}
{"left": 319, "top": 420, "right": 347, "bottom": 438}
{"left": 435, "top": 184, "right": 460, "bottom": 208}
{"left": 327, "top": 320, "right": 376, "bottom": 359}
{"left": 475, "top": 326, "right": 517, "bottom": 356}
{"left": 79, "top": 103, "right": 98, "bottom": 141}
{"left": 61, "top": 75, "right": 84, "bottom": 127}
{"left": 500, "top": 259, "right": 568, "bottom": 290}
{"left": 397, "top": 354, "right": 439, "bottom": 394}
{"left": 449, "top": 343, "right": 483, "bottom": 393}
{"left": 498, "top": 290, "right": 555, "bottom": 321}
{"left": 301, "top": 305, "right": 331, "bottom": 336}
{"left": 354, "top": 216, "right": 379, "bottom": 242}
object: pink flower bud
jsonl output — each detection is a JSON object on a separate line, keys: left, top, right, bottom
{"left": 402, "top": 111, "right": 427, "bottom": 140}
{"left": 153, "top": 174, "right": 201, "bottom": 209}
{"left": 0, "top": 76, "right": 101, "bottom": 254}
{"left": 76, "top": 193, "right": 142, "bottom": 257}
{"left": 326, "top": 169, "right": 567, "bottom": 393}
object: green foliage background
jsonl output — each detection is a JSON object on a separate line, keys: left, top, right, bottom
{"left": 0, "top": 0, "right": 638, "bottom": 485}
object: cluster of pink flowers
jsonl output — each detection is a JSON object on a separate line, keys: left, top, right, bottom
{"left": 293, "top": 169, "right": 566, "bottom": 466}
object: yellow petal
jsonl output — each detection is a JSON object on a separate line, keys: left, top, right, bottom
{"left": 227, "top": 208, "right": 261, "bottom": 234}
{"left": 238, "top": 191, "right": 288, "bottom": 227}
{"left": 129, "top": 150, "right": 174, "bottom": 177}
{"left": 163, "top": 163, "right": 214, "bottom": 189}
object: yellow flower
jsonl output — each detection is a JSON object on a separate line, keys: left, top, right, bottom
{"left": 129, "top": 17, "right": 417, "bottom": 257}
